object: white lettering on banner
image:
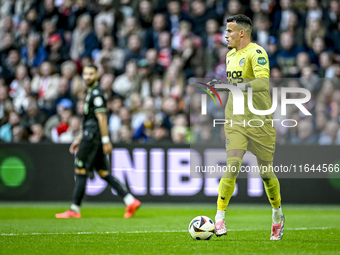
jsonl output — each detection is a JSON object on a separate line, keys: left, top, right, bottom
{"left": 83, "top": 148, "right": 267, "bottom": 198}
{"left": 167, "top": 149, "right": 203, "bottom": 196}
{"left": 112, "top": 148, "right": 147, "bottom": 195}
{"left": 150, "top": 149, "right": 165, "bottom": 196}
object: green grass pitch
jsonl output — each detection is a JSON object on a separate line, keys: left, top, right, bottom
{"left": 0, "top": 203, "right": 340, "bottom": 255}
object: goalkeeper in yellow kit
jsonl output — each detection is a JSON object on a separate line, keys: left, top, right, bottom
{"left": 211, "top": 15, "right": 284, "bottom": 240}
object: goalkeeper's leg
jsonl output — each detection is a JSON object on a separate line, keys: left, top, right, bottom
{"left": 215, "top": 149, "right": 243, "bottom": 236}
{"left": 258, "top": 158, "right": 284, "bottom": 240}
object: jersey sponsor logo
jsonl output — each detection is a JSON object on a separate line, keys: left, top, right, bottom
{"left": 256, "top": 49, "right": 262, "bottom": 54}
{"left": 226, "top": 71, "right": 243, "bottom": 83}
{"left": 239, "top": 58, "right": 245, "bottom": 66}
{"left": 257, "top": 57, "right": 267, "bottom": 65}
{"left": 94, "top": 97, "right": 104, "bottom": 107}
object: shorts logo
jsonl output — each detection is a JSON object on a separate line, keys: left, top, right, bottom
{"left": 225, "top": 138, "right": 230, "bottom": 148}
{"left": 75, "top": 158, "right": 83, "bottom": 168}
{"left": 257, "top": 57, "right": 267, "bottom": 65}
{"left": 239, "top": 58, "right": 245, "bottom": 66}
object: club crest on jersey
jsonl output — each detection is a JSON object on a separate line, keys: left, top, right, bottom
{"left": 225, "top": 138, "right": 230, "bottom": 148}
{"left": 239, "top": 58, "right": 245, "bottom": 66}
{"left": 257, "top": 57, "right": 267, "bottom": 65}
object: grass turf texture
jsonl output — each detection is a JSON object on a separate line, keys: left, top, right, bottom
{"left": 0, "top": 203, "right": 340, "bottom": 255}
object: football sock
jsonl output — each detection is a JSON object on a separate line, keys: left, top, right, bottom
{"left": 215, "top": 210, "right": 226, "bottom": 222}
{"left": 217, "top": 157, "right": 242, "bottom": 211}
{"left": 70, "top": 204, "right": 80, "bottom": 213}
{"left": 72, "top": 174, "right": 87, "bottom": 206}
{"left": 259, "top": 163, "right": 281, "bottom": 209}
{"left": 272, "top": 206, "right": 282, "bottom": 224}
{"left": 123, "top": 193, "right": 135, "bottom": 206}
{"left": 103, "top": 175, "right": 129, "bottom": 198}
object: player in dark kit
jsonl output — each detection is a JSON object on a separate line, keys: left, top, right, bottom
{"left": 55, "top": 64, "right": 141, "bottom": 218}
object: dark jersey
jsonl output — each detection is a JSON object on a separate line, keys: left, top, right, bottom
{"left": 83, "top": 83, "right": 107, "bottom": 135}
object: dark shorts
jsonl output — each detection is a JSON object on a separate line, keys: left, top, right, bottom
{"left": 74, "top": 130, "right": 110, "bottom": 172}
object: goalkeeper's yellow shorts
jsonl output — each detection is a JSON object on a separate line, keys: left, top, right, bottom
{"left": 224, "top": 123, "right": 276, "bottom": 162}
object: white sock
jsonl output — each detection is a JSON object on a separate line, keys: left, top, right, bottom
{"left": 70, "top": 204, "right": 80, "bottom": 213}
{"left": 215, "top": 210, "right": 225, "bottom": 222}
{"left": 272, "top": 206, "right": 282, "bottom": 224}
{"left": 123, "top": 193, "right": 135, "bottom": 206}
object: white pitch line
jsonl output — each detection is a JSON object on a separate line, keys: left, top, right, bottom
{"left": 0, "top": 227, "right": 332, "bottom": 236}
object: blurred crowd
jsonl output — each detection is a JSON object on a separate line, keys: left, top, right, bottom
{"left": 1, "top": 0, "right": 340, "bottom": 145}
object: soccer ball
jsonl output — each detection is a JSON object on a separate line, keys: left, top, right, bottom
{"left": 188, "top": 216, "right": 215, "bottom": 240}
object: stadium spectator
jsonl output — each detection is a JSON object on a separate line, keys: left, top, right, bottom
{"left": 151, "top": 78, "right": 164, "bottom": 112}
{"left": 137, "top": 0, "right": 154, "bottom": 29}
{"left": 12, "top": 125, "right": 28, "bottom": 143}
{"left": 59, "top": 115, "right": 82, "bottom": 143}
{"left": 21, "top": 33, "right": 48, "bottom": 72}
{"left": 70, "top": 14, "right": 98, "bottom": 61}
{"left": 318, "top": 120, "right": 340, "bottom": 145}
{"left": 108, "top": 96, "right": 124, "bottom": 142}
{"left": 60, "top": 61, "right": 85, "bottom": 99}
{"left": 50, "top": 99, "right": 73, "bottom": 142}
{"left": 113, "top": 60, "right": 139, "bottom": 97}
{"left": 145, "top": 48, "right": 165, "bottom": 77}
{"left": 0, "top": 85, "right": 14, "bottom": 125}
{"left": 145, "top": 13, "right": 168, "bottom": 49}
{"left": 47, "top": 34, "right": 70, "bottom": 72}
{"left": 0, "top": 111, "right": 21, "bottom": 143}
{"left": 95, "top": 35, "right": 125, "bottom": 74}
{"left": 29, "top": 123, "right": 51, "bottom": 143}
{"left": 271, "top": 0, "right": 301, "bottom": 36}
{"left": 94, "top": 0, "right": 115, "bottom": 33}
{"left": 289, "top": 119, "right": 318, "bottom": 144}
{"left": 99, "top": 73, "right": 121, "bottom": 99}
{"left": 9, "top": 64, "right": 31, "bottom": 110}
{"left": 31, "top": 61, "right": 60, "bottom": 111}
{"left": 171, "top": 125, "right": 188, "bottom": 143}
{"left": 15, "top": 20, "right": 30, "bottom": 50}
{"left": 304, "top": 0, "right": 323, "bottom": 25}
{"left": 68, "top": 0, "right": 92, "bottom": 30}
{"left": 324, "top": 0, "right": 340, "bottom": 32}
{"left": 117, "top": 16, "right": 146, "bottom": 49}
{"left": 157, "top": 32, "right": 173, "bottom": 69}
{"left": 37, "top": 0, "right": 61, "bottom": 31}
{"left": 124, "top": 34, "right": 147, "bottom": 65}
{"left": 166, "top": 0, "right": 192, "bottom": 35}
{"left": 21, "top": 99, "right": 48, "bottom": 129}
{"left": 252, "top": 14, "right": 270, "bottom": 50}
{"left": 50, "top": 77, "right": 78, "bottom": 116}
{"left": 25, "top": 7, "right": 39, "bottom": 33}
{"left": 118, "top": 124, "right": 134, "bottom": 143}
{"left": 267, "top": 36, "right": 279, "bottom": 69}
{"left": 277, "top": 31, "right": 303, "bottom": 76}
{"left": 2, "top": 49, "right": 22, "bottom": 84}
{"left": 191, "top": 0, "right": 217, "bottom": 37}
{"left": 319, "top": 52, "right": 337, "bottom": 78}
{"left": 163, "top": 64, "right": 185, "bottom": 99}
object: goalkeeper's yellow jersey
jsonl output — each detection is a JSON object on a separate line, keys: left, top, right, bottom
{"left": 225, "top": 42, "right": 273, "bottom": 126}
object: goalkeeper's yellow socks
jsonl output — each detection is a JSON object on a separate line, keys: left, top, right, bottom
{"left": 216, "top": 157, "right": 242, "bottom": 221}
{"left": 272, "top": 206, "right": 283, "bottom": 224}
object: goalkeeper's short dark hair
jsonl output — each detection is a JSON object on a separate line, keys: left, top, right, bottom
{"left": 226, "top": 14, "right": 252, "bottom": 27}
{"left": 226, "top": 14, "right": 252, "bottom": 35}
